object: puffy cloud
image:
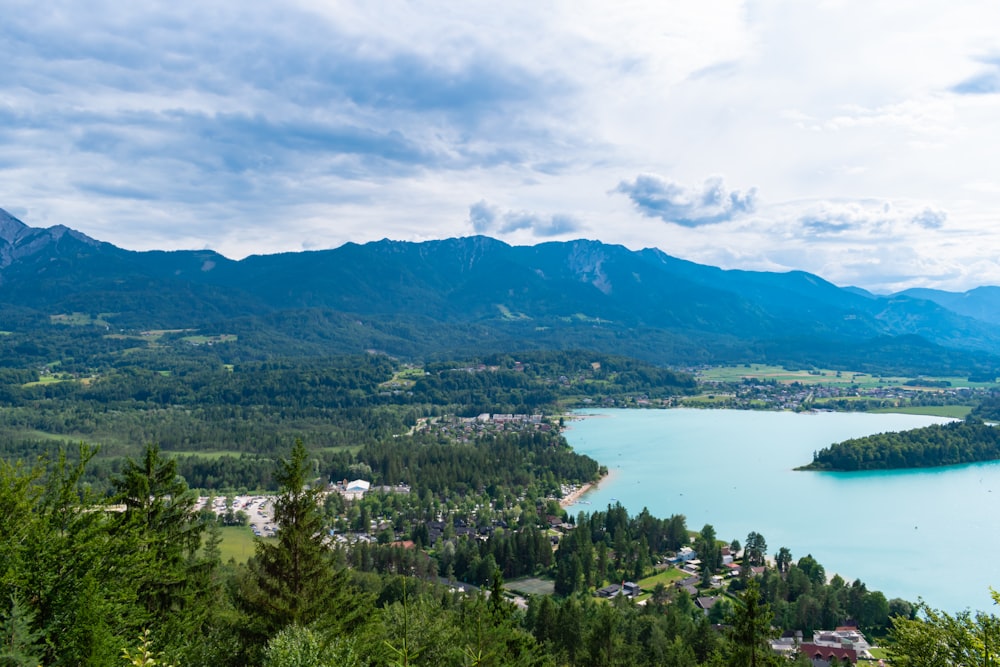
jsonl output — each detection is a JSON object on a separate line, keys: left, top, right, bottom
{"left": 614, "top": 175, "right": 757, "bottom": 227}
{"left": 795, "top": 201, "right": 892, "bottom": 238}
{"left": 2, "top": 1, "right": 1000, "bottom": 291}
{"left": 0, "top": 0, "right": 576, "bottom": 250}
{"left": 775, "top": 200, "right": 950, "bottom": 242}
{"left": 469, "top": 201, "right": 581, "bottom": 237}
{"left": 912, "top": 207, "right": 947, "bottom": 229}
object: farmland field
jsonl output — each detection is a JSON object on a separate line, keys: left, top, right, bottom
{"left": 698, "top": 364, "right": 1000, "bottom": 390}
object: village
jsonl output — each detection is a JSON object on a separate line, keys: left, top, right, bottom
{"left": 197, "top": 467, "right": 888, "bottom": 666}
{"left": 591, "top": 543, "right": 883, "bottom": 665}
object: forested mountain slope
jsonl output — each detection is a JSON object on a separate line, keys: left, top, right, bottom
{"left": 2, "top": 207, "right": 999, "bottom": 372}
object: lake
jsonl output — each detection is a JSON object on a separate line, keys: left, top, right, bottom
{"left": 565, "top": 408, "right": 1000, "bottom": 612}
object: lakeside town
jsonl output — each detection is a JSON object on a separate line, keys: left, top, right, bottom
{"left": 134, "top": 361, "right": 993, "bottom": 665}
{"left": 197, "top": 453, "right": 893, "bottom": 664}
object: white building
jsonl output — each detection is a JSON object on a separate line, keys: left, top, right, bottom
{"left": 346, "top": 479, "right": 371, "bottom": 493}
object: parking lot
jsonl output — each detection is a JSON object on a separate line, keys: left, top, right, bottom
{"left": 196, "top": 495, "right": 277, "bottom": 537}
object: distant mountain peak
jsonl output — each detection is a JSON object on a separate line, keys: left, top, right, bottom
{"left": 0, "top": 210, "right": 105, "bottom": 271}
{"left": 0, "top": 208, "right": 29, "bottom": 244}
{"left": 46, "top": 223, "right": 100, "bottom": 247}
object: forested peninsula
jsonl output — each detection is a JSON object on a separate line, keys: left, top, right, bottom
{"left": 798, "top": 417, "right": 1000, "bottom": 471}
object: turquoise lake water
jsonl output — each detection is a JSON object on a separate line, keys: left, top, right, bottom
{"left": 564, "top": 408, "right": 1000, "bottom": 613}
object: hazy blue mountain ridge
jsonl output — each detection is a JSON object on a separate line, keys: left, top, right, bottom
{"left": 0, "top": 207, "right": 998, "bottom": 371}
{"left": 898, "top": 286, "right": 1000, "bottom": 326}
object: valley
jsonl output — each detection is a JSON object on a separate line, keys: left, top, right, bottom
{"left": 3, "top": 212, "right": 1000, "bottom": 664}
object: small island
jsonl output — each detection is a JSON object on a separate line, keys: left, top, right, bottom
{"left": 797, "top": 416, "right": 1000, "bottom": 471}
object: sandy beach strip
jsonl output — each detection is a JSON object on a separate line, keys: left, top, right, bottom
{"left": 559, "top": 470, "right": 612, "bottom": 508}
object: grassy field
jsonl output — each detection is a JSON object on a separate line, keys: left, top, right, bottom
{"left": 217, "top": 525, "right": 269, "bottom": 564}
{"left": 181, "top": 334, "right": 238, "bottom": 345}
{"left": 638, "top": 567, "right": 688, "bottom": 590}
{"left": 140, "top": 329, "right": 192, "bottom": 341}
{"left": 380, "top": 366, "right": 426, "bottom": 389}
{"left": 870, "top": 405, "right": 972, "bottom": 418}
{"left": 698, "top": 364, "right": 1000, "bottom": 390}
{"left": 865, "top": 647, "right": 890, "bottom": 660}
{"left": 496, "top": 304, "right": 530, "bottom": 320}
{"left": 699, "top": 364, "right": 882, "bottom": 386}
{"left": 23, "top": 374, "right": 73, "bottom": 387}
{"left": 22, "top": 370, "right": 97, "bottom": 387}
{"left": 505, "top": 577, "right": 555, "bottom": 597}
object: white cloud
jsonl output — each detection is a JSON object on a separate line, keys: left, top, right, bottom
{"left": 1, "top": 1, "right": 1000, "bottom": 290}
{"left": 469, "top": 200, "right": 582, "bottom": 237}
{"left": 614, "top": 175, "right": 757, "bottom": 227}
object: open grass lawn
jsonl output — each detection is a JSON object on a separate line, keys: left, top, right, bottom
{"left": 870, "top": 404, "right": 973, "bottom": 418}
{"left": 50, "top": 312, "right": 111, "bottom": 327}
{"left": 699, "top": 364, "right": 880, "bottom": 386}
{"left": 865, "top": 647, "right": 890, "bottom": 660}
{"left": 380, "top": 368, "right": 421, "bottom": 389}
{"left": 181, "top": 334, "right": 238, "bottom": 345}
{"left": 505, "top": 577, "right": 555, "bottom": 597}
{"left": 216, "top": 525, "right": 270, "bottom": 564}
{"left": 638, "top": 567, "right": 688, "bottom": 590}
{"left": 699, "top": 364, "right": 1000, "bottom": 390}
{"left": 23, "top": 374, "right": 76, "bottom": 387}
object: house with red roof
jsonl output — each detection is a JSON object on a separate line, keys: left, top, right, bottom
{"left": 797, "top": 642, "right": 858, "bottom": 665}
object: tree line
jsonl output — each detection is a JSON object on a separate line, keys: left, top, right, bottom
{"left": 1, "top": 441, "right": 990, "bottom": 666}
{"left": 800, "top": 416, "right": 1000, "bottom": 471}
{"left": 0, "top": 350, "right": 692, "bottom": 487}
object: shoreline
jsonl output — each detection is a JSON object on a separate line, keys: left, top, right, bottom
{"left": 559, "top": 469, "right": 615, "bottom": 508}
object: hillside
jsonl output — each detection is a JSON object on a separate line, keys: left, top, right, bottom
{"left": 1, "top": 208, "right": 999, "bottom": 374}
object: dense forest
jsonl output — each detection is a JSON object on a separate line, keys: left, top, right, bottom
{"left": 799, "top": 416, "right": 1000, "bottom": 471}
{"left": 0, "top": 346, "right": 690, "bottom": 493}
{"left": 3, "top": 301, "right": 1000, "bottom": 663}
{"left": 4, "top": 441, "right": 972, "bottom": 667}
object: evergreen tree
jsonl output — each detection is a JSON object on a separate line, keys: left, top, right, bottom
{"left": 727, "top": 578, "right": 779, "bottom": 667}
{"left": 111, "top": 444, "right": 218, "bottom": 655}
{"left": 775, "top": 546, "right": 792, "bottom": 574}
{"left": 238, "top": 440, "right": 370, "bottom": 653}
{"left": 744, "top": 531, "right": 768, "bottom": 567}
{"left": 0, "top": 594, "right": 43, "bottom": 667}
{"left": 1, "top": 448, "right": 126, "bottom": 666}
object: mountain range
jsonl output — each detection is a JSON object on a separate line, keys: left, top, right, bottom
{"left": 2, "top": 207, "right": 999, "bottom": 374}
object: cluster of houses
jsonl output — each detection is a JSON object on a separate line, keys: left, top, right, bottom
{"left": 701, "top": 377, "right": 986, "bottom": 411}
{"left": 331, "top": 478, "right": 411, "bottom": 501}
{"left": 596, "top": 581, "right": 641, "bottom": 599}
{"left": 475, "top": 413, "right": 546, "bottom": 426}
{"left": 413, "top": 413, "right": 552, "bottom": 441}
{"left": 608, "top": 543, "right": 879, "bottom": 665}
{"left": 771, "top": 626, "right": 876, "bottom": 664}
{"left": 424, "top": 516, "right": 510, "bottom": 543}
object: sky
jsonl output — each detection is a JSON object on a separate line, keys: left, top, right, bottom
{"left": 3, "top": 1, "right": 1000, "bottom": 293}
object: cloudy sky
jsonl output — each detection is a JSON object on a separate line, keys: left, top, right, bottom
{"left": 3, "top": 1, "right": 1000, "bottom": 292}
